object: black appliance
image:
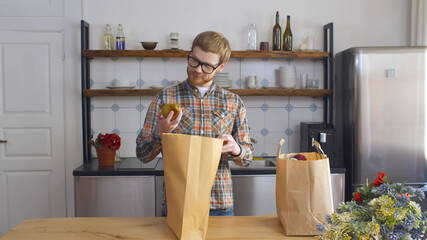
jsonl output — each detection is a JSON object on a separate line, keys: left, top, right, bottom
{"left": 300, "top": 122, "right": 340, "bottom": 167}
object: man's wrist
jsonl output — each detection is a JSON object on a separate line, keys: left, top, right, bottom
{"left": 230, "top": 145, "right": 242, "bottom": 157}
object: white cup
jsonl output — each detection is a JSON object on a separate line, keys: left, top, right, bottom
{"left": 307, "top": 78, "right": 319, "bottom": 89}
{"left": 112, "top": 79, "right": 131, "bottom": 87}
{"left": 246, "top": 76, "right": 258, "bottom": 89}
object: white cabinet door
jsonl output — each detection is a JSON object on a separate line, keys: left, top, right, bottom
{"left": 0, "top": 30, "right": 66, "bottom": 235}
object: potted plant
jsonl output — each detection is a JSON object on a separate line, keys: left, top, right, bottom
{"left": 90, "top": 133, "right": 121, "bottom": 167}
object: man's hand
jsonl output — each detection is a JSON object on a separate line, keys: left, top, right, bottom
{"left": 156, "top": 107, "right": 182, "bottom": 134}
{"left": 217, "top": 134, "right": 241, "bottom": 156}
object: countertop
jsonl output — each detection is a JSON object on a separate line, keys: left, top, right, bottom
{"left": 73, "top": 157, "right": 346, "bottom": 176}
{"left": 2, "top": 215, "right": 316, "bottom": 240}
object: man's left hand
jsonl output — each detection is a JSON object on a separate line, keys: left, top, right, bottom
{"left": 217, "top": 134, "right": 241, "bottom": 156}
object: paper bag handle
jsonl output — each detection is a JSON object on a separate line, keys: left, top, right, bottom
{"left": 312, "top": 139, "right": 326, "bottom": 159}
{"left": 277, "top": 138, "right": 285, "bottom": 156}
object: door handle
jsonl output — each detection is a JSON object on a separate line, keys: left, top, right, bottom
{"left": 0, "top": 140, "right": 7, "bottom": 143}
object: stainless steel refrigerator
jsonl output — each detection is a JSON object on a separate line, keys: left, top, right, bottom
{"left": 334, "top": 47, "right": 427, "bottom": 209}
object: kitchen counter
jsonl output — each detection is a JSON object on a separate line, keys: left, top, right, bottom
{"left": 2, "top": 215, "right": 316, "bottom": 240}
{"left": 72, "top": 157, "right": 346, "bottom": 176}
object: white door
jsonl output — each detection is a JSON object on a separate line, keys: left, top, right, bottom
{"left": 0, "top": 1, "right": 67, "bottom": 235}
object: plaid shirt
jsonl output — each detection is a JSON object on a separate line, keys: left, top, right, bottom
{"left": 136, "top": 79, "right": 253, "bottom": 209}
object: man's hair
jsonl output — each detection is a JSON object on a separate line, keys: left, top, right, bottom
{"left": 191, "top": 31, "right": 231, "bottom": 64}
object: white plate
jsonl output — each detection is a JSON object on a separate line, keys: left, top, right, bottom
{"left": 150, "top": 85, "right": 164, "bottom": 89}
{"left": 106, "top": 85, "right": 136, "bottom": 89}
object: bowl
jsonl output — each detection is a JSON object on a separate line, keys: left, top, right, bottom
{"left": 112, "top": 79, "right": 132, "bottom": 87}
{"left": 140, "top": 42, "right": 158, "bottom": 50}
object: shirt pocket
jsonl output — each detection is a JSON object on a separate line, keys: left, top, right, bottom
{"left": 212, "top": 109, "right": 234, "bottom": 136}
{"left": 173, "top": 108, "right": 193, "bottom": 134}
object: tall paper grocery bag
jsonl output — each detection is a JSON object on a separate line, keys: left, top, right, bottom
{"left": 276, "top": 139, "right": 334, "bottom": 235}
{"left": 162, "top": 133, "right": 223, "bottom": 240}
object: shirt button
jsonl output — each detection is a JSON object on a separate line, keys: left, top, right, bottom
{"left": 201, "top": 130, "right": 204, "bottom": 134}
{"left": 201, "top": 114, "right": 204, "bottom": 118}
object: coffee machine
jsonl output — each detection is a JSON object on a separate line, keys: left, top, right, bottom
{"left": 300, "top": 122, "right": 340, "bottom": 167}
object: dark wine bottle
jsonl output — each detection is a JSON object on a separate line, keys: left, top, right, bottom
{"left": 272, "top": 11, "right": 281, "bottom": 51}
{"left": 283, "top": 15, "right": 293, "bottom": 51}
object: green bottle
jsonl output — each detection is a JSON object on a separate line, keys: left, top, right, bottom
{"left": 272, "top": 11, "right": 281, "bottom": 51}
{"left": 283, "top": 15, "right": 293, "bottom": 51}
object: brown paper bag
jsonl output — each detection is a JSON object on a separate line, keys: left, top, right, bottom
{"left": 162, "top": 133, "right": 223, "bottom": 240}
{"left": 276, "top": 139, "right": 333, "bottom": 236}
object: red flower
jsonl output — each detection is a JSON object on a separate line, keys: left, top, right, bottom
{"left": 372, "top": 172, "right": 386, "bottom": 187}
{"left": 95, "top": 133, "right": 121, "bottom": 150}
{"left": 353, "top": 192, "right": 363, "bottom": 203}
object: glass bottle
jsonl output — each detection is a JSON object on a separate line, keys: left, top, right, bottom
{"left": 283, "top": 15, "right": 293, "bottom": 51}
{"left": 247, "top": 24, "right": 257, "bottom": 50}
{"left": 104, "top": 24, "right": 113, "bottom": 50}
{"left": 116, "top": 24, "right": 125, "bottom": 50}
{"left": 272, "top": 11, "right": 281, "bottom": 51}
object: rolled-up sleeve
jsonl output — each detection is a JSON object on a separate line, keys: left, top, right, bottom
{"left": 227, "top": 97, "right": 253, "bottom": 166}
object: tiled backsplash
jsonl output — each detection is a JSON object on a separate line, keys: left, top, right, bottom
{"left": 90, "top": 57, "right": 325, "bottom": 157}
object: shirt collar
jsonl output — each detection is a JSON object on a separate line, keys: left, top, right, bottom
{"left": 185, "top": 79, "right": 217, "bottom": 98}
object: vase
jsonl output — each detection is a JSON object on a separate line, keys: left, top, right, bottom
{"left": 96, "top": 147, "right": 116, "bottom": 167}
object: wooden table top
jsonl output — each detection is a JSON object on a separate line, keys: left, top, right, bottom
{"left": 1, "top": 215, "right": 316, "bottom": 240}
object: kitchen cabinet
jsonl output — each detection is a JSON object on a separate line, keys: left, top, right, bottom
{"left": 74, "top": 176, "right": 156, "bottom": 217}
{"left": 80, "top": 20, "right": 334, "bottom": 162}
{"left": 232, "top": 173, "right": 345, "bottom": 216}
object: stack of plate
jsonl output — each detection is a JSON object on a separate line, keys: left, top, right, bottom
{"left": 214, "top": 72, "right": 232, "bottom": 88}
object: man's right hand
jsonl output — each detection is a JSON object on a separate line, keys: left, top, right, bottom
{"left": 156, "top": 108, "right": 182, "bottom": 134}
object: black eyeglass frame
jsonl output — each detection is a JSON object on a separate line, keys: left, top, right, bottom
{"left": 187, "top": 55, "right": 221, "bottom": 74}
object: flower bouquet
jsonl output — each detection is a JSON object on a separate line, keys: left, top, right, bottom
{"left": 316, "top": 172, "right": 427, "bottom": 240}
{"left": 90, "top": 133, "right": 121, "bottom": 167}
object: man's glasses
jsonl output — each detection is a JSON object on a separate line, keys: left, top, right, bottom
{"left": 187, "top": 55, "right": 220, "bottom": 74}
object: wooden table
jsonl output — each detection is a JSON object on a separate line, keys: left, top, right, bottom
{"left": 1, "top": 215, "right": 316, "bottom": 239}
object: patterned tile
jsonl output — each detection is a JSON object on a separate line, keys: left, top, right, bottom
{"left": 88, "top": 56, "right": 328, "bottom": 157}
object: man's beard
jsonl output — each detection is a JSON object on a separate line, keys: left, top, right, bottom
{"left": 187, "top": 68, "right": 215, "bottom": 86}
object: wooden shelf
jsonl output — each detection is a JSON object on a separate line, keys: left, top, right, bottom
{"left": 83, "top": 88, "right": 331, "bottom": 97}
{"left": 82, "top": 50, "right": 329, "bottom": 59}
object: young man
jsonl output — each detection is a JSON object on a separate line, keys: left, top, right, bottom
{"left": 136, "top": 31, "right": 253, "bottom": 216}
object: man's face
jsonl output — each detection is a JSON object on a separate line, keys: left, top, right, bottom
{"left": 187, "top": 46, "right": 226, "bottom": 87}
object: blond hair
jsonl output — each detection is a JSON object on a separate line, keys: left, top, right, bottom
{"left": 191, "top": 31, "right": 231, "bottom": 64}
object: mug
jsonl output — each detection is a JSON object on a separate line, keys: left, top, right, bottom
{"left": 246, "top": 76, "right": 258, "bottom": 89}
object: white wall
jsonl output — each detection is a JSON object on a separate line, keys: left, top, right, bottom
{"left": 83, "top": 0, "right": 410, "bottom": 53}
{"left": 81, "top": 0, "right": 411, "bottom": 159}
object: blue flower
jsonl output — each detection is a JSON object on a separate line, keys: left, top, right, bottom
{"left": 316, "top": 223, "right": 326, "bottom": 232}
{"left": 414, "top": 188, "right": 425, "bottom": 201}
{"left": 378, "top": 183, "right": 390, "bottom": 195}
{"left": 392, "top": 225, "right": 406, "bottom": 238}
{"left": 395, "top": 194, "right": 409, "bottom": 207}
{"left": 325, "top": 214, "right": 332, "bottom": 224}
{"left": 385, "top": 232, "right": 400, "bottom": 240}
{"left": 403, "top": 214, "right": 417, "bottom": 229}
{"left": 410, "top": 228, "right": 422, "bottom": 240}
